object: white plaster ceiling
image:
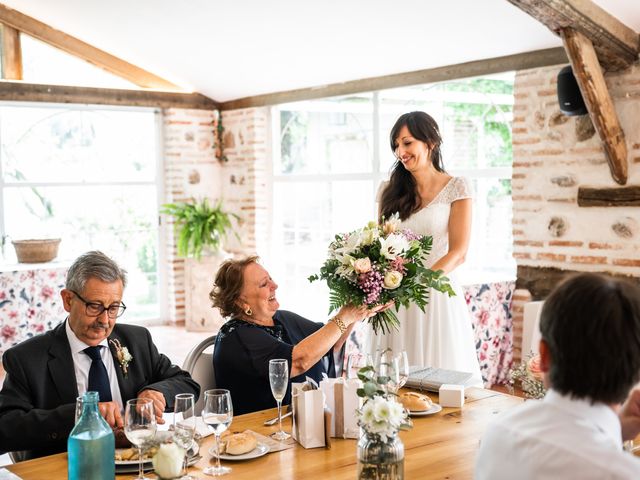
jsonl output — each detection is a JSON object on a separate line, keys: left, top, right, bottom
{"left": 2, "top": 0, "right": 640, "bottom": 102}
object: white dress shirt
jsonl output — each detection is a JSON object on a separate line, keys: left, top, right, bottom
{"left": 65, "top": 320, "right": 124, "bottom": 411}
{"left": 475, "top": 389, "right": 640, "bottom": 480}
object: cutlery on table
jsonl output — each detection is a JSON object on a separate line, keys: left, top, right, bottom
{"left": 263, "top": 410, "right": 292, "bottom": 426}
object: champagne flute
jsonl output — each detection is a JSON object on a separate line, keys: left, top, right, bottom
{"left": 395, "top": 351, "right": 410, "bottom": 390}
{"left": 202, "top": 389, "right": 233, "bottom": 476}
{"left": 173, "top": 393, "right": 197, "bottom": 480}
{"left": 269, "top": 359, "right": 290, "bottom": 441}
{"left": 124, "top": 398, "right": 157, "bottom": 480}
{"left": 346, "top": 353, "right": 363, "bottom": 379}
{"left": 377, "top": 349, "right": 393, "bottom": 391}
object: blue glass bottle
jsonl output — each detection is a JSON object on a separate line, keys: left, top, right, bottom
{"left": 68, "top": 391, "right": 115, "bottom": 480}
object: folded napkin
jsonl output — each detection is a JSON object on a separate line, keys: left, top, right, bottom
{"left": 244, "top": 430, "right": 295, "bottom": 453}
{"left": 0, "top": 469, "right": 22, "bottom": 480}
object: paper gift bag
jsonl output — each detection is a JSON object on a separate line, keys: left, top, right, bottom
{"left": 291, "top": 381, "right": 326, "bottom": 449}
{"left": 320, "top": 377, "right": 361, "bottom": 439}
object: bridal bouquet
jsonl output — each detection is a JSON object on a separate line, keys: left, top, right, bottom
{"left": 308, "top": 214, "right": 455, "bottom": 334}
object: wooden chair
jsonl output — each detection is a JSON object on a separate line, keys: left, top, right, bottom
{"left": 182, "top": 335, "right": 217, "bottom": 415}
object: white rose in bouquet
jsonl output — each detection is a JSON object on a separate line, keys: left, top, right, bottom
{"left": 353, "top": 257, "right": 372, "bottom": 274}
{"left": 383, "top": 270, "right": 403, "bottom": 290}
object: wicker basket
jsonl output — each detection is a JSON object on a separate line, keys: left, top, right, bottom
{"left": 12, "top": 239, "right": 61, "bottom": 263}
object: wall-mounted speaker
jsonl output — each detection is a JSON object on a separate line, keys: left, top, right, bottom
{"left": 557, "top": 65, "right": 588, "bottom": 116}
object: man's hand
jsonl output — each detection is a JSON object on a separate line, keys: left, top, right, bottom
{"left": 619, "top": 387, "right": 640, "bottom": 441}
{"left": 138, "top": 389, "right": 166, "bottom": 424}
{"left": 98, "top": 401, "right": 124, "bottom": 428}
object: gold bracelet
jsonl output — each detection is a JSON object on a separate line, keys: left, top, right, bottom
{"left": 330, "top": 315, "right": 347, "bottom": 334}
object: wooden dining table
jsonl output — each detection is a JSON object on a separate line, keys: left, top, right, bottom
{"left": 7, "top": 387, "right": 523, "bottom": 479}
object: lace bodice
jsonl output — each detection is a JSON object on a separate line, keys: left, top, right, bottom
{"left": 396, "top": 177, "right": 472, "bottom": 268}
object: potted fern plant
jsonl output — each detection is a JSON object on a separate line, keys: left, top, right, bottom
{"left": 161, "top": 198, "right": 239, "bottom": 331}
{"left": 161, "top": 198, "right": 238, "bottom": 259}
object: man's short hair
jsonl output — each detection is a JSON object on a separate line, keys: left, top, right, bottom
{"left": 66, "top": 250, "right": 127, "bottom": 293}
{"left": 540, "top": 272, "right": 640, "bottom": 404}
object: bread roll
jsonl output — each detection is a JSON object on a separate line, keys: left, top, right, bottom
{"left": 399, "top": 392, "right": 432, "bottom": 411}
{"left": 224, "top": 432, "right": 257, "bottom": 455}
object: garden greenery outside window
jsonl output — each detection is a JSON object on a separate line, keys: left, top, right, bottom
{"left": 0, "top": 103, "right": 161, "bottom": 322}
{"left": 269, "top": 73, "right": 516, "bottom": 321}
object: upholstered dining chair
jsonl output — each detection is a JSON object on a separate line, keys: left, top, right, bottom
{"left": 182, "top": 335, "right": 217, "bottom": 415}
{"left": 9, "top": 450, "right": 28, "bottom": 463}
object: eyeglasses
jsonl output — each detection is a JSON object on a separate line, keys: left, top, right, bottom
{"left": 70, "top": 290, "right": 127, "bottom": 319}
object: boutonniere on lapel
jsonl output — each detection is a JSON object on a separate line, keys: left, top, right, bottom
{"left": 109, "top": 339, "right": 133, "bottom": 376}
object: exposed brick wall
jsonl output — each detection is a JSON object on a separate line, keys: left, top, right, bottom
{"left": 511, "top": 288, "right": 532, "bottom": 366}
{"left": 162, "top": 108, "right": 221, "bottom": 323}
{"left": 512, "top": 63, "right": 640, "bottom": 277}
{"left": 220, "top": 107, "right": 270, "bottom": 256}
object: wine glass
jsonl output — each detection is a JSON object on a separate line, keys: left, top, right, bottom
{"left": 202, "top": 389, "right": 233, "bottom": 476}
{"left": 173, "top": 393, "right": 197, "bottom": 480}
{"left": 124, "top": 398, "right": 157, "bottom": 480}
{"left": 268, "top": 359, "right": 290, "bottom": 441}
{"left": 74, "top": 395, "right": 84, "bottom": 424}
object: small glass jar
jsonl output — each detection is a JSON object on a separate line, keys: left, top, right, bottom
{"left": 357, "top": 431, "right": 404, "bottom": 480}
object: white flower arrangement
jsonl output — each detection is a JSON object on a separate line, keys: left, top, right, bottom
{"left": 356, "top": 365, "right": 412, "bottom": 442}
{"left": 509, "top": 352, "right": 546, "bottom": 399}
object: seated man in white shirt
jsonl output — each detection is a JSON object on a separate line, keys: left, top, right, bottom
{"left": 475, "top": 272, "right": 640, "bottom": 480}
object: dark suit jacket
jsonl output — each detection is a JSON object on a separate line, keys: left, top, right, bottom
{"left": 0, "top": 321, "right": 200, "bottom": 459}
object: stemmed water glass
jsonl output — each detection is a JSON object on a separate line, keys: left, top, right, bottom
{"left": 202, "top": 389, "right": 233, "bottom": 476}
{"left": 124, "top": 398, "right": 157, "bottom": 480}
{"left": 173, "top": 393, "right": 197, "bottom": 480}
{"left": 389, "top": 351, "right": 410, "bottom": 393}
{"left": 269, "top": 359, "right": 290, "bottom": 440}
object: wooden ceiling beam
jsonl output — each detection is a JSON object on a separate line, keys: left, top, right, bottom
{"left": 0, "top": 81, "right": 218, "bottom": 110}
{"left": 0, "top": 3, "right": 182, "bottom": 91}
{"left": 1, "top": 23, "right": 22, "bottom": 80}
{"left": 562, "top": 28, "right": 627, "bottom": 185}
{"left": 220, "top": 47, "right": 568, "bottom": 110}
{"left": 578, "top": 185, "right": 640, "bottom": 207}
{"left": 506, "top": 0, "right": 640, "bottom": 71}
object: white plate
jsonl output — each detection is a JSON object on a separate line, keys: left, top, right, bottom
{"left": 209, "top": 442, "right": 269, "bottom": 461}
{"left": 115, "top": 439, "right": 199, "bottom": 466}
{"left": 115, "top": 455, "right": 201, "bottom": 474}
{"left": 409, "top": 403, "right": 442, "bottom": 416}
{"left": 115, "top": 455, "right": 153, "bottom": 467}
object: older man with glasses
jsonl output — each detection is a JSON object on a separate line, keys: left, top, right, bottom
{"left": 0, "top": 250, "right": 199, "bottom": 460}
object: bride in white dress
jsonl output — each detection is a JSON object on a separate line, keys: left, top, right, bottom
{"left": 366, "top": 111, "right": 483, "bottom": 386}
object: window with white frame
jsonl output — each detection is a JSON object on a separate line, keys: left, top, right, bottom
{"left": 0, "top": 103, "right": 161, "bottom": 322}
{"left": 269, "top": 74, "right": 516, "bottom": 321}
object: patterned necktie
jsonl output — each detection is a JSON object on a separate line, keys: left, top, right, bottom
{"left": 83, "top": 345, "right": 113, "bottom": 402}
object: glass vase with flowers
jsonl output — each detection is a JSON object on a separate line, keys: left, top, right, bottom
{"left": 355, "top": 364, "right": 412, "bottom": 480}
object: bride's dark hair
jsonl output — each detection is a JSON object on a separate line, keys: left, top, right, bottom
{"left": 379, "top": 111, "right": 445, "bottom": 221}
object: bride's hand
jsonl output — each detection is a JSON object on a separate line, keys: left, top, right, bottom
{"left": 338, "top": 301, "right": 394, "bottom": 324}
{"left": 368, "top": 301, "right": 394, "bottom": 316}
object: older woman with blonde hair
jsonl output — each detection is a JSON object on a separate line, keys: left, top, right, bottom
{"left": 210, "top": 255, "right": 383, "bottom": 415}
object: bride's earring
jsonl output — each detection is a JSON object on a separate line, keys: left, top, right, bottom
{"left": 244, "top": 306, "right": 253, "bottom": 316}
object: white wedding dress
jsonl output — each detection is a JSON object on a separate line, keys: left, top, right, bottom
{"left": 366, "top": 176, "right": 483, "bottom": 386}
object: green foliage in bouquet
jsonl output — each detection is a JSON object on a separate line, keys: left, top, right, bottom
{"left": 161, "top": 198, "right": 238, "bottom": 259}
{"left": 309, "top": 216, "right": 455, "bottom": 335}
